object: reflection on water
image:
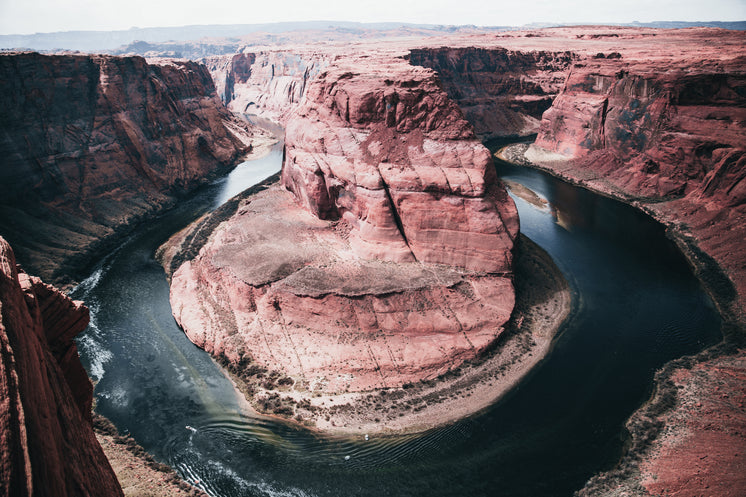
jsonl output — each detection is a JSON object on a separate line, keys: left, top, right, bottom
{"left": 74, "top": 145, "right": 721, "bottom": 497}
{"left": 212, "top": 118, "right": 284, "bottom": 208}
{"left": 212, "top": 147, "right": 284, "bottom": 208}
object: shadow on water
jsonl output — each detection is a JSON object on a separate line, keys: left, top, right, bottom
{"left": 74, "top": 141, "right": 721, "bottom": 497}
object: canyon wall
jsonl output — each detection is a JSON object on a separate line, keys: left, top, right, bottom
{"left": 0, "top": 52, "right": 256, "bottom": 284}
{"left": 0, "top": 236, "right": 123, "bottom": 496}
{"left": 516, "top": 30, "right": 746, "bottom": 497}
{"left": 528, "top": 53, "right": 746, "bottom": 310}
{"left": 165, "top": 55, "right": 519, "bottom": 402}
{"left": 533, "top": 57, "right": 746, "bottom": 201}
{"left": 407, "top": 47, "right": 575, "bottom": 139}
{"left": 203, "top": 51, "right": 328, "bottom": 123}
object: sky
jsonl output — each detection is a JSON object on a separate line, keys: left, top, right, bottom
{"left": 0, "top": 0, "right": 744, "bottom": 35}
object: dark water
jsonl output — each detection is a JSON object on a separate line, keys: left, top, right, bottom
{"left": 73, "top": 148, "right": 721, "bottom": 497}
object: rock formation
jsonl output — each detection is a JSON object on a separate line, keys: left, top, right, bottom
{"left": 0, "top": 52, "right": 257, "bottom": 285}
{"left": 525, "top": 36, "right": 746, "bottom": 312}
{"left": 165, "top": 55, "right": 519, "bottom": 398}
{"left": 282, "top": 57, "right": 519, "bottom": 271}
{"left": 408, "top": 47, "right": 575, "bottom": 139}
{"left": 0, "top": 236, "right": 123, "bottom": 496}
{"left": 203, "top": 51, "right": 328, "bottom": 123}
{"left": 532, "top": 56, "right": 746, "bottom": 201}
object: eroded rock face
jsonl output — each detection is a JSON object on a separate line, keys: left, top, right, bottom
{"left": 408, "top": 47, "right": 575, "bottom": 139}
{"left": 0, "top": 236, "right": 123, "bottom": 496}
{"left": 515, "top": 30, "right": 746, "bottom": 497}
{"left": 533, "top": 57, "right": 746, "bottom": 201}
{"left": 282, "top": 57, "right": 519, "bottom": 272}
{"left": 0, "top": 52, "right": 255, "bottom": 284}
{"left": 166, "top": 55, "right": 519, "bottom": 395}
{"left": 168, "top": 186, "right": 515, "bottom": 393}
{"left": 527, "top": 49, "right": 746, "bottom": 311}
{"left": 204, "top": 51, "right": 328, "bottom": 123}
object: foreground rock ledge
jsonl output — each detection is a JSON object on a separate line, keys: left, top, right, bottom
{"left": 0, "top": 236, "right": 123, "bottom": 496}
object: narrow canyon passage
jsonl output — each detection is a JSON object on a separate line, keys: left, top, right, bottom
{"left": 72, "top": 138, "right": 721, "bottom": 497}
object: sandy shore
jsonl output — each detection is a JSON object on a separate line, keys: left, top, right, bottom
{"left": 218, "top": 233, "right": 572, "bottom": 435}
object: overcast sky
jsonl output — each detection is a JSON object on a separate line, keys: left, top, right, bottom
{"left": 1, "top": 0, "right": 744, "bottom": 35}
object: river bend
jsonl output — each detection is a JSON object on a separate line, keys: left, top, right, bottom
{"left": 73, "top": 142, "right": 721, "bottom": 497}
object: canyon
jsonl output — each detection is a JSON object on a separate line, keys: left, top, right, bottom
{"left": 167, "top": 26, "right": 746, "bottom": 490}
{"left": 0, "top": 24, "right": 743, "bottom": 496}
{"left": 0, "top": 52, "right": 263, "bottom": 286}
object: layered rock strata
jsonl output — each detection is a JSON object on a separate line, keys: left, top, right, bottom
{"left": 0, "top": 52, "right": 257, "bottom": 284}
{"left": 282, "top": 58, "right": 519, "bottom": 272}
{"left": 526, "top": 50, "right": 746, "bottom": 313}
{"left": 203, "top": 51, "right": 328, "bottom": 123}
{"left": 168, "top": 185, "right": 515, "bottom": 393}
{"left": 0, "top": 236, "right": 123, "bottom": 496}
{"left": 408, "top": 47, "right": 575, "bottom": 139}
{"left": 166, "top": 56, "right": 519, "bottom": 399}
{"left": 532, "top": 57, "right": 746, "bottom": 200}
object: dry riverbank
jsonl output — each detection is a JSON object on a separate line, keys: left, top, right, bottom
{"left": 93, "top": 415, "right": 208, "bottom": 497}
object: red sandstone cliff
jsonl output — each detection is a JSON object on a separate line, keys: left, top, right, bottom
{"left": 533, "top": 56, "right": 746, "bottom": 201}
{"left": 408, "top": 47, "right": 575, "bottom": 139}
{"left": 0, "top": 236, "right": 123, "bottom": 497}
{"left": 527, "top": 44, "right": 746, "bottom": 312}
{"left": 281, "top": 57, "right": 519, "bottom": 271}
{"left": 165, "top": 55, "right": 519, "bottom": 400}
{"left": 0, "top": 52, "right": 257, "bottom": 284}
{"left": 516, "top": 29, "right": 746, "bottom": 497}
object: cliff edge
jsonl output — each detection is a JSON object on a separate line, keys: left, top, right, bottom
{"left": 0, "top": 236, "right": 123, "bottom": 497}
{"left": 0, "top": 52, "right": 259, "bottom": 285}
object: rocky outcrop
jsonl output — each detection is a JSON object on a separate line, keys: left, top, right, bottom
{"left": 533, "top": 57, "right": 746, "bottom": 201}
{"left": 408, "top": 47, "right": 575, "bottom": 139}
{"left": 0, "top": 52, "right": 256, "bottom": 284}
{"left": 0, "top": 236, "right": 123, "bottom": 496}
{"left": 165, "top": 55, "right": 519, "bottom": 401}
{"left": 167, "top": 185, "right": 515, "bottom": 394}
{"left": 282, "top": 57, "right": 518, "bottom": 272}
{"left": 526, "top": 47, "right": 746, "bottom": 311}
{"left": 203, "top": 51, "right": 328, "bottom": 123}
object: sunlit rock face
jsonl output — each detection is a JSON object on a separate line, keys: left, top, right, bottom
{"left": 533, "top": 57, "right": 746, "bottom": 201}
{"left": 282, "top": 56, "right": 519, "bottom": 272}
{"left": 528, "top": 45, "right": 746, "bottom": 308}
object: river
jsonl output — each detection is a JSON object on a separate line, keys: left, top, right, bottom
{"left": 72, "top": 142, "right": 721, "bottom": 497}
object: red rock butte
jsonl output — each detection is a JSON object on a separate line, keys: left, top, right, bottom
{"left": 168, "top": 55, "right": 520, "bottom": 393}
